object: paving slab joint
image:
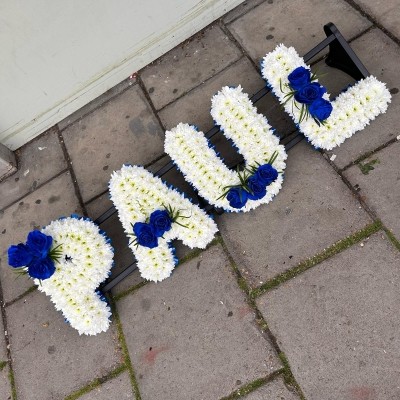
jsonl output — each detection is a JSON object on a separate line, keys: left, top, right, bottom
{"left": 136, "top": 75, "right": 167, "bottom": 129}
{"left": 0, "top": 262, "right": 18, "bottom": 400}
{"left": 5, "top": 285, "right": 37, "bottom": 308}
{"left": 251, "top": 220, "right": 383, "bottom": 298}
{"left": 219, "top": 20, "right": 261, "bottom": 73}
{"left": 278, "top": 352, "right": 306, "bottom": 399}
{"left": 110, "top": 298, "right": 142, "bottom": 400}
{"left": 218, "top": 370, "right": 283, "bottom": 400}
{"left": 343, "top": 0, "right": 400, "bottom": 46}
{"left": 64, "top": 364, "right": 127, "bottom": 400}
{"left": 57, "top": 130, "right": 88, "bottom": 217}
{"left": 383, "top": 227, "right": 400, "bottom": 252}
{"left": 322, "top": 153, "right": 381, "bottom": 221}
{"left": 334, "top": 137, "right": 399, "bottom": 173}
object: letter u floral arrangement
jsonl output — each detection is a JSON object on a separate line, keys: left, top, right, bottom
{"left": 7, "top": 43, "right": 391, "bottom": 336}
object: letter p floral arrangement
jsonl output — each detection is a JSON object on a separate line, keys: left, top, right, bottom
{"left": 7, "top": 216, "right": 114, "bottom": 335}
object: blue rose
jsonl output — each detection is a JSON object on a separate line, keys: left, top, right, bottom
{"left": 227, "top": 187, "right": 248, "bottom": 209}
{"left": 255, "top": 164, "right": 278, "bottom": 186}
{"left": 309, "top": 98, "right": 333, "bottom": 121}
{"left": 246, "top": 175, "right": 267, "bottom": 200}
{"left": 288, "top": 67, "right": 311, "bottom": 90}
{"left": 26, "top": 231, "right": 53, "bottom": 258}
{"left": 28, "top": 256, "right": 56, "bottom": 280}
{"left": 149, "top": 210, "right": 172, "bottom": 237}
{"left": 8, "top": 244, "right": 33, "bottom": 267}
{"left": 294, "top": 82, "right": 326, "bottom": 105}
{"left": 133, "top": 222, "right": 158, "bottom": 248}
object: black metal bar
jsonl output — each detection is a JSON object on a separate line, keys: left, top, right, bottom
{"left": 324, "top": 23, "right": 369, "bottom": 80}
{"left": 303, "top": 34, "right": 336, "bottom": 61}
{"left": 100, "top": 263, "right": 138, "bottom": 292}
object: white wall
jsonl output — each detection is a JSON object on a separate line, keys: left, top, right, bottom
{"left": 0, "top": 0, "right": 242, "bottom": 150}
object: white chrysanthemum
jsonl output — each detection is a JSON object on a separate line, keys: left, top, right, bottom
{"left": 109, "top": 165, "right": 218, "bottom": 282}
{"left": 165, "top": 86, "right": 287, "bottom": 212}
{"left": 261, "top": 44, "right": 391, "bottom": 150}
{"left": 34, "top": 217, "right": 113, "bottom": 336}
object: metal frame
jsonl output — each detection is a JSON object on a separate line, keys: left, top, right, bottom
{"left": 97, "top": 22, "right": 369, "bottom": 293}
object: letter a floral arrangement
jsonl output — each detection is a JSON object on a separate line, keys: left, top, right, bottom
{"left": 7, "top": 41, "right": 391, "bottom": 336}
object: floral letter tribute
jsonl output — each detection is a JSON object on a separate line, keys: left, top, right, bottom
{"left": 8, "top": 216, "right": 114, "bottom": 335}
{"left": 165, "top": 86, "right": 287, "bottom": 212}
{"left": 109, "top": 165, "right": 218, "bottom": 282}
{"left": 261, "top": 44, "right": 391, "bottom": 150}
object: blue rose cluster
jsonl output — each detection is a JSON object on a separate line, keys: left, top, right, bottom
{"left": 8, "top": 231, "right": 56, "bottom": 280}
{"left": 133, "top": 210, "right": 172, "bottom": 248}
{"left": 227, "top": 163, "right": 278, "bottom": 209}
{"left": 288, "top": 67, "right": 333, "bottom": 121}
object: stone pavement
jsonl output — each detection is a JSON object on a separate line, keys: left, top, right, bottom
{"left": 0, "top": 0, "right": 399, "bottom": 399}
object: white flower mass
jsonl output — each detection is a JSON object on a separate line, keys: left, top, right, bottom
{"left": 165, "top": 86, "right": 287, "bottom": 212}
{"left": 36, "top": 217, "right": 114, "bottom": 336}
{"left": 261, "top": 44, "right": 391, "bottom": 150}
{"left": 109, "top": 165, "right": 218, "bottom": 282}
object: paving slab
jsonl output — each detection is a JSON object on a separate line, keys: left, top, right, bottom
{"left": 62, "top": 84, "right": 165, "bottom": 203}
{"left": 354, "top": 0, "right": 400, "bottom": 39}
{"left": 141, "top": 25, "right": 242, "bottom": 110}
{"left": 243, "top": 377, "right": 300, "bottom": 400}
{"left": 0, "top": 127, "right": 67, "bottom": 211}
{"left": 58, "top": 78, "right": 135, "bottom": 131}
{"left": 0, "top": 362, "right": 12, "bottom": 400}
{"left": 256, "top": 232, "right": 400, "bottom": 400}
{"left": 0, "top": 172, "right": 82, "bottom": 303}
{"left": 78, "top": 371, "right": 134, "bottom": 400}
{"left": 227, "top": 0, "right": 371, "bottom": 64}
{"left": 327, "top": 28, "right": 400, "bottom": 168}
{"left": 6, "top": 290, "right": 121, "bottom": 400}
{"left": 343, "top": 141, "right": 400, "bottom": 240}
{"left": 217, "top": 141, "right": 371, "bottom": 287}
{"left": 117, "top": 245, "right": 280, "bottom": 400}
{"left": 223, "top": 0, "right": 266, "bottom": 24}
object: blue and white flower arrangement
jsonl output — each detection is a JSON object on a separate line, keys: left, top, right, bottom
{"left": 108, "top": 165, "right": 218, "bottom": 282}
{"left": 165, "top": 86, "right": 287, "bottom": 212}
{"left": 8, "top": 216, "right": 114, "bottom": 335}
{"left": 261, "top": 44, "right": 391, "bottom": 150}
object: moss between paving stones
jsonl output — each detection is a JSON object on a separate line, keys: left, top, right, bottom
{"left": 278, "top": 352, "right": 305, "bottom": 400}
{"left": 8, "top": 366, "right": 17, "bottom": 400}
{"left": 110, "top": 298, "right": 142, "bottom": 400}
{"left": 5, "top": 285, "right": 37, "bottom": 307}
{"left": 219, "top": 371, "right": 282, "bottom": 400}
{"left": 251, "top": 220, "right": 383, "bottom": 299}
{"left": 383, "top": 227, "right": 400, "bottom": 252}
{"left": 0, "top": 360, "right": 7, "bottom": 371}
{"left": 64, "top": 364, "right": 126, "bottom": 400}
